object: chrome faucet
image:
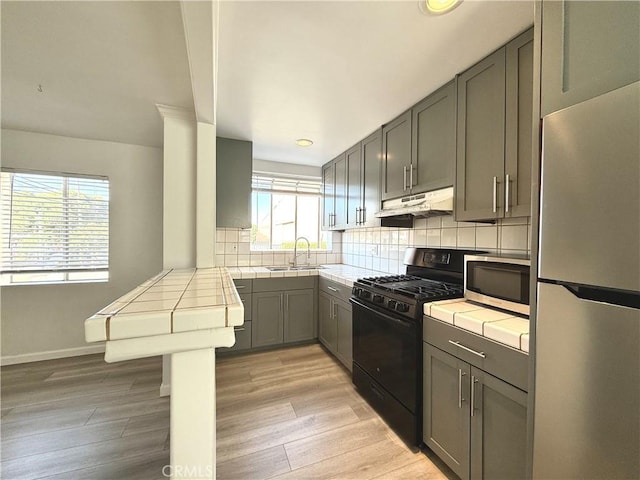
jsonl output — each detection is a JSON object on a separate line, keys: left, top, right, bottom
{"left": 290, "top": 236, "right": 311, "bottom": 267}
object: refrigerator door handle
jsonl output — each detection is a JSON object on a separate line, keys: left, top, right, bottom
{"left": 552, "top": 280, "right": 640, "bottom": 310}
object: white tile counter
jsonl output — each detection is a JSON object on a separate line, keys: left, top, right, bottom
{"left": 226, "top": 264, "right": 384, "bottom": 286}
{"left": 84, "top": 267, "right": 244, "bottom": 480}
{"left": 425, "top": 299, "right": 530, "bottom": 352}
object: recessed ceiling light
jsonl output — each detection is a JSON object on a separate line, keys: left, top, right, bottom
{"left": 295, "top": 139, "right": 313, "bottom": 147}
{"left": 418, "top": 0, "right": 462, "bottom": 15}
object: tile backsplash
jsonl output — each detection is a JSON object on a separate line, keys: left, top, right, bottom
{"left": 215, "top": 229, "right": 342, "bottom": 267}
{"left": 216, "top": 215, "right": 530, "bottom": 273}
{"left": 341, "top": 215, "right": 531, "bottom": 274}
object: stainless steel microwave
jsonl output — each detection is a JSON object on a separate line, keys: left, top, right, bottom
{"left": 464, "top": 255, "right": 531, "bottom": 316}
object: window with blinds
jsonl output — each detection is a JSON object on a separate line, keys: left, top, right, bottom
{"left": 250, "top": 174, "right": 330, "bottom": 251}
{"left": 1, "top": 170, "right": 109, "bottom": 285}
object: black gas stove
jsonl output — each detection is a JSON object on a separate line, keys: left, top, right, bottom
{"left": 350, "top": 247, "right": 484, "bottom": 450}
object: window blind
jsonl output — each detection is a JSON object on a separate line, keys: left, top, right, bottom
{"left": 1, "top": 170, "right": 109, "bottom": 274}
{"left": 252, "top": 174, "right": 322, "bottom": 195}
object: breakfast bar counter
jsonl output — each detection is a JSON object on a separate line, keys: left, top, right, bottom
{"left": 84, "top": 267, "right": 244, "bottom": 479}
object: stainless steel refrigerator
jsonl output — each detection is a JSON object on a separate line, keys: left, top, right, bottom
{"left": 534, "top": 81, "right": 639, "bottom": 479}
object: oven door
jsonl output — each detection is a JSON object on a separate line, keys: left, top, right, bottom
{"left": 351, "top": 297, "right": 418, "bottom": 413}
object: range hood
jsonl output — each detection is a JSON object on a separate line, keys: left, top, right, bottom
{"left": 375, "top": 187, "right": 454, "bottom": 219}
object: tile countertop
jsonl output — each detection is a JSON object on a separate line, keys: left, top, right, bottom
{"left": 85, "top": 267, "right": 244, "bottom": 343}
{"left": 226, "top": 264, "right": 385, "bottom": 287}
{"left": 425, "top": 299, "right": 530, "bottom": 353}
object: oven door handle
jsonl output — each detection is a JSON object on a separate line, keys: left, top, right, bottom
{"left": 350, "top": 298, "right": 415, "bottom": 329}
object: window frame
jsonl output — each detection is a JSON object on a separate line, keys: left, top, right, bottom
{"left": 1, "top": 168, "right": 110, "bottom": 286}
{"left": 250, "top": 174, "right": 329, "bottom": 252}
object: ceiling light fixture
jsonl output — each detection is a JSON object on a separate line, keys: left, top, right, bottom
{"left": 418, "top": 0, "right": 462, "bottom": 15}
{"left": 295, "top": 139, "right": 313, "bottom": 147}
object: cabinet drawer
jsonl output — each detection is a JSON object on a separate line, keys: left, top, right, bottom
{"left": 219, "top": 322, "right": 252, "bottom": 352}
{"left": 253, "top": 276, "right": 316, "bottom": 293}
{"left": 423, "top": 316, "right": 528, "bottom": 391}
{"left": 238, "top": 293, "right": 252, "bottom": 321}
{"left": 319, "top": 277, "right": 352, "bottom": 304}
{"left": 233, "top": 279, "right": 253, "bottom": 293}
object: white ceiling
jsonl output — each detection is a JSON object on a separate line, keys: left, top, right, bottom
{"left": 1, "top": 1, "right": 534, "bottom": 167}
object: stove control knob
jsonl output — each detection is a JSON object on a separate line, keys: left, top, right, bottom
{"left": 352, "top": 287, "right": 362, "bottom": 296}
{"left": 396, "top": 303, "right": 410, "bottom": 313}
{"left": 387, "top": 300, "right": 397, "bottom": 309}
{"left": 372, "top": 294, "right": 384, "bottom": 304}
{"left": 361, "top": 290, "right": 371, "bottom": 299}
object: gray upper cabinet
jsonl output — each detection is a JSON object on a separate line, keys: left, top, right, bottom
{"left": 381, "top": 110, "right": 412, "bottom": 200}
{"left": 346, "top": 143, "right": 362, "bottom": 228}
{"left": 322, "top": 153, "right": 347, "bottom": 230}
{"left": 216, "top": 137, "right": 252, "bottom": 228}
{"left": 411, "top": 81, "right": 456, "bottom": 195}
{"left": 541, "top": 1, "right": 640, "bottom": 116}
{"left": 456, "top": 28, "right": 533, "bottom": 222}
{"left": 322, "top": 162, "right": 335, "bottom": 230}
{"left": 360, "top": 129, "right": 382, "bottom": 227}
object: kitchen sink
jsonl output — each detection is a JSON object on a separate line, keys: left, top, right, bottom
{"left": 265, "top": 265, "right": 326, "bottom": 271}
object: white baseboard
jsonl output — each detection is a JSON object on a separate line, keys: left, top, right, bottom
{"left": 1, "top": 344, "right": 106, "bottom": 366}
{"left": 159, "top": 383, "right": 171, "bottom": 397}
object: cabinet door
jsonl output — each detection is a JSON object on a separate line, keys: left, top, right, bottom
{"left": 541, "top": 1, "right": 640, "bottom": 116}
{"left": 216, "top": 137, "right": 252, "bottom": 228}
{"left": 283, "top": 289, "right": 316, "bottom": 343}
{"left": 423, "top": 344, "right": 470, "bottom": 480}
{"left": 411, "top": 81, "right": 456, "bottom": 195}
{"left": 333, "top": 153, "right": 348, "bottom": 229}
{"left": 322, "top": 163, "right": 335, "bottom": 230}
{"left": 361, "top": 129, "right": 382, "bottom": 227}
{"left": 381, "top": 110, "right": 412, "bottom": 201}
{"left": 505, "top": 28, "right": 534, "bottom": 219}
{"left": 470, "top": 368, "right": 527, "bottom": 480}
{"left": 455, "top": 48, "right": 506, "bottom": 222}
{"left": 318, "top": 292, "right": 337, "bottom": 351}
{"left": 345, "top": 144, "right": 362, "bottom": 228}
{"left": 251, "top": 292, "right": 283, "bottom": 347}
{"left": 335, "top": 299, "right": 352, "bottom": 371}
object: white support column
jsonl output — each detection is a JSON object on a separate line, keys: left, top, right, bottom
{"left": 170, "top": 348, "right": 217, "bottom": 480}
{"left": 196, "top": 122, "right": 216, "bottom": 268}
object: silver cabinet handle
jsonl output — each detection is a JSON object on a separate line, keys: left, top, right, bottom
{"left": 458, "top": 369, "right": 467, "bottom": 409}
{"left": 505, "top": 173, "right": 510, "bottom": 213}
{"left": 448, "top": 340, "right": 486, "bottom": 358}
{"left": 333, "top": 300, "right": 337, "bottom": 319}
{"left": 233, "top": 326, "right": 245, "bottom": 332}
{"left": 327, "top": 286, "right": 339, "bottom": 293}
{"left": 409, "top": 164, "right": 414, "bottom": 188}
{"left": 235, "top": 285, "right": 246, "bottom": 289}
{"left": 355, "top": 207, "right": 360, "bottom": 225}
{"left": 492, "top": 176, "right": 498, "bottom": 213}
{"left": 361, "top": 206, "right": 366, "bottom": 224}
{"left": 471, "top": 375, "right": 478, "bottom": 417}
{"left": 403, "top": 166, "right": 408, "bottom": 191}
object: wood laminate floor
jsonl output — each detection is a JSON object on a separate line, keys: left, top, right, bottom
{"left": 1, "top": 344, "right": 455, "bottom": 480}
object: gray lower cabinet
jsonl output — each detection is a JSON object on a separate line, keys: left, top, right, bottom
{"left": 423, "top": 317, "right": 528, "bottom": 480}
{"left": 541, "top": 0, "right": 639, "bottom": 116}
{"left": 423, "top": 344, "right": 527, "bottom": 480}
{"left": 216, "top": 137, "right": 252, "bottom": 228}
{"left": 318, "top": 279, "right": 352, "bottom": 371}
{"left": 252, "top": 277, "right": 317, "bottom": 348}
{"left": 455, "top": 28, "right": 533, "bottom": 222}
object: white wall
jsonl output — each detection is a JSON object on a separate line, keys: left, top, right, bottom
{"left": 1, "top": 129, "right": 163, "bottom": 363}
